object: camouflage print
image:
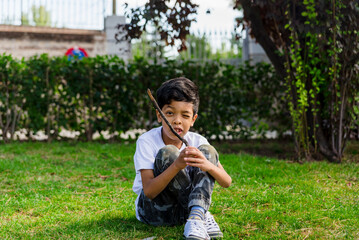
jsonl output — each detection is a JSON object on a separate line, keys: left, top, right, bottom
{"left": 137, "top": 144, "right": 219, "bottom": 226}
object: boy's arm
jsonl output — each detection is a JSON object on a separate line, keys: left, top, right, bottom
{"left": 207, "top": 161, "right": 232, "bottom": 188}
{"left": 184, "top": 146, "right": 232, "bottom": 188}
{"left": 140, "top": 149, "right": 187, "bottom": 200}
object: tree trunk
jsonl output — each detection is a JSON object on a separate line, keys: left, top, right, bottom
{"left": 45, "top": 67, "right": 52, "bottom": 143}
{"left": 316, "top": 125, "right": 340, "bottom": 163}
{"left": 87, "top": 71, "right": 94, "bottom": 141}
{"left": 239, "top": 0, "right": 286, "bottom": 79}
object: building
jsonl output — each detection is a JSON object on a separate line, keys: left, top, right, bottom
{"left": 0, "top": 0, "right": 131, "bottom": 60}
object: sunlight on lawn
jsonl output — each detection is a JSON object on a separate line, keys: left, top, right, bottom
{"left": 0, "top": 142, "right": 358, "bottom": 239}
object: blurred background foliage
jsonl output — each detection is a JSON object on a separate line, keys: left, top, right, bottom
{"left": 0, "top": 54, "right": 289, "bottom": 142}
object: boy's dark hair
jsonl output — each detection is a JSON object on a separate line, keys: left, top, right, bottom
{"left": 156, "top": 77, "right": 199, "bottom": 115}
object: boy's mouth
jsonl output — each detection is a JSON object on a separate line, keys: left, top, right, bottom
{"left": 174, "top": 127, "right": 183, "bottom": 135}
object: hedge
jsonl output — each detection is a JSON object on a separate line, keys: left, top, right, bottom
{"left": 0, "top": 54, "right": 290, "bottom": 142}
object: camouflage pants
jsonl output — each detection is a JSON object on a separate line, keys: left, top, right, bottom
{"left": 137, "top": 144, "right": 219, "bottom": 226}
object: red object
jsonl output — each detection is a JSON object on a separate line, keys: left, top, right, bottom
{"left": 65, "top": 47, "right": 88, "bottom": 59}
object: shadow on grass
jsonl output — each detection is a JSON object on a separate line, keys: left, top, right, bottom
{"left": 29, "top": 215, "right": 183, "bottom": 239}
{"left": 213, "top": 139, "right": 359, "bottom": 162}
{"left": 213, "top": 139, "right": 297, "bottom": 160}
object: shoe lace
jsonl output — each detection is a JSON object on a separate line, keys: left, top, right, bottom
{"left": 205, "top": 212, "right": 220, "bottom": 232}
{"left": 186, "top": 219, "right": 209, "bottom": 239}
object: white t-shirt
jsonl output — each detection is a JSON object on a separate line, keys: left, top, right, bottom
{"left": 132, "top": 126, "right": 209, "bottom": 220}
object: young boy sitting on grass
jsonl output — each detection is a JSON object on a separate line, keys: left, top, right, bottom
{"left": 133, "top": 77, "right": 232, "bottom": 240}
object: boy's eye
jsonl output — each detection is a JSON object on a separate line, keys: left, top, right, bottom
{"left": 165, "top": 111, "right": 173, "bottom": 115}
{"left": 183, "top": 115, "right": 190, "bottom": 118}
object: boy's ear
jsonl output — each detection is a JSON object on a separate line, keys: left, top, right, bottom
{"left": 156, "top": 110, "right": 162, "bottom": 123}
{"left": 191, "top": 114, "right": 198, "bottom": 127}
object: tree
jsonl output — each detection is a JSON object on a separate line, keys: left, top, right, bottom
{"left": 132, "top": 31, "right": 168, "bottom": 61}
{"left": 122, "top": 0, "right": 359, "bottom": 162}
{"left": 236, "top": 0, "right": 359, "bottom": 162}
{"left": 211, "top": 32, "right": 242, "bottom": 60}
{"left": 121, "top": 0, "right": 198, "bottom": 51}
{"left": 21, "top": 5, "right": 51, "bottom": 27}
{"left": 178, "top": 34, "right": 212, "bottom": 60}
{"left": 178, "top": 33, "right": 242, "bottom": 60}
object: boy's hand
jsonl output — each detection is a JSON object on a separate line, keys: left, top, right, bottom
{"left": 184, "top": 146, "right": 214, "bottom": 172}
{"left": 173, "top": 148, "right": 188, "bottom": 170}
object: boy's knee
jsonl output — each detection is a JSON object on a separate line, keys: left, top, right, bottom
{"left": 156, "top": 145, "right": 180, "bottom": 165}
{"left": 154, "top": 145, "right": 180, "bottom": 176}
{"left": 198, "top": 144, "right": 218, "bottom": 166}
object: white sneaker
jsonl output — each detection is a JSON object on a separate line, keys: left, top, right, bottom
{"left": 204, "top": 212, "right": 223, "bottom": 239}
{"left": 183, "top": 219, "right": 210, "bottom": 240}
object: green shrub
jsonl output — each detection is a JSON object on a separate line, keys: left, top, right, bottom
{"left": 0, "top": 54, "right": 290, "bottom": 142}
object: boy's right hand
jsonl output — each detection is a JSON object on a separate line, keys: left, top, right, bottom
{"left": 173, "top": 148, "right": 188, "bottom": 170}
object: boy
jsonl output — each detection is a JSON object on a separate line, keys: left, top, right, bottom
{"left": 133, "top": 77, "right": 232, "bottom": 240}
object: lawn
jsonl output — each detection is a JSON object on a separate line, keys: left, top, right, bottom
{"left": 0, "top": 142, "right": 358, "bottom": 239}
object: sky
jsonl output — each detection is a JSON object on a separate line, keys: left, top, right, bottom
{"left": 190, "top": 0, "right": 238, "bottom": 34}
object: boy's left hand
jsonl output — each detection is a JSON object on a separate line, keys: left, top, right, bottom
{"left": 184, "top": 146, "right": 214, "bottom": 172}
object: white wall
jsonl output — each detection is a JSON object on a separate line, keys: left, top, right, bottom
{"left": 242, "top": 29, "right": 270, "bottom": 64}
{"left": 0, "top": 25, "right": 107, "bottom": 58}
{"left": 105, "top": 15, "right": 131, "bottom": 61}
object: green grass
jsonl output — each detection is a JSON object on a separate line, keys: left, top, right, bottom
{"left": 0, "top": 142, "right": 358, "bottom": 239}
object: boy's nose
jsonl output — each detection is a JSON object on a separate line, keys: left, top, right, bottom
{"left": 173, "top": 116, "right": 181, "bottom": 124}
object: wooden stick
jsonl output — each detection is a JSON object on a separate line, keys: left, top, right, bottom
{"left": 147, "top": 89, "right": 189, "bottom": 146}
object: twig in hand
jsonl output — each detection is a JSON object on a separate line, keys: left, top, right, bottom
{"left": 147, "top": 89, "right": 189, "bottom": 146}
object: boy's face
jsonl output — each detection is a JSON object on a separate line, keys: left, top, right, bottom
{"left": 156, "top": 100, "right": 197, "bottom": 147}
